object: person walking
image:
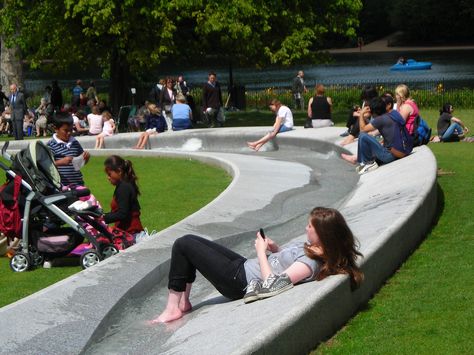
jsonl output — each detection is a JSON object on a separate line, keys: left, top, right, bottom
{"left": 9, "top": 83, "right": 27, "bottom": 140}
{"left": 291, "top": 70, "right": 308, "bottom": 110}
{"left": 202, "top": 72, "right": 224, "bottom": 127}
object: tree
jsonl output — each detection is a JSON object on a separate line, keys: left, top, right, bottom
{"left": 0, "top": 0, "right": 362, "bottom": 113}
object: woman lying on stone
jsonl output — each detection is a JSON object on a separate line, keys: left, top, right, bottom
{"left": 152, "top": 207, "right": 364, "bottom": 323}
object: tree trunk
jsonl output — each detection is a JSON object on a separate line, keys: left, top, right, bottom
{"left": 0, "top": 38, "right": 23, "bottom": 90}
{"left": 109, "top": 48, "right": 131, "bottom": 127}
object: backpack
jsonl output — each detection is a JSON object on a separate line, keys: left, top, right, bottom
{"left": 388, "top": 111, "right": 413, "bottom": 156}
{"left": 0, "top": 175, "right": 23, "bottom": 239}
{"left": 412, "top": 115, "right": 432, "bottom": 146}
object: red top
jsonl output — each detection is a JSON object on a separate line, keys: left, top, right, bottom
{"left": 399, "top": 99, "right": 419, "bottom": 135}
{"left": 110, "top": 196, "right": 143, "bottom": 234}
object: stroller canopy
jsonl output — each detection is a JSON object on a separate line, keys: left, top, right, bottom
{"left": 13, "top": 141, "right": 61, "bottom": 193}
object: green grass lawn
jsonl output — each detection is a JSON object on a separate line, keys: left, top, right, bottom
{"left": 1, "top": 107, "right": 473, "bottom": 353}
{"left": 0, "top": 156, "right": 231, "bottom": 308}
{"left": 312, "top": 109, "right": 474, "bottom": 354}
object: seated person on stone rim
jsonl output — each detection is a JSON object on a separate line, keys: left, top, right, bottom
{"left": 247, "top": 98, "right": 293, "bottom": 151}
{"left": 341, "top": 96, "right": 413, "bottom": 175}
{"left": 151, "top": 207, "right": 363, "bottom": 323}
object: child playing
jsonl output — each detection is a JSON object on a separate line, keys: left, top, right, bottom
{"left": 47, "top": 112, "right": 90, "bottom": 187}
{"left": 95, "top": 110, "right": 115, "bottom": 149}
{"left": 103, "top": 155, "right": 144, "bottom": 236}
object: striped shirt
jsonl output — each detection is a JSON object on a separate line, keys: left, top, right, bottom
{"left": 47, "top": 134, "right": 85, "bottom": 186}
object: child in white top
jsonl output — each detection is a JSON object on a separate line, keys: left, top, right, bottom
{"left": 95, "top": 110, "right": 116, "bottom": 149}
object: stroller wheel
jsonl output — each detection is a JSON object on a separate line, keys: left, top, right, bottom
{"left": 10, "top": 252, "right": 31, "bottom": 272}
{"left": 30, "top": 247, "right": 44, "bottom": 266}
{"left": 80, "top": 250, "right": 102, "bottom": 269}
{"left": 100, "top": 244, "right": 119, "bottom": 259}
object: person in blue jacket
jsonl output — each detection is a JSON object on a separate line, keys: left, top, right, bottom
{"left": 133, "top": 103, "right": 167, "bottom": 149}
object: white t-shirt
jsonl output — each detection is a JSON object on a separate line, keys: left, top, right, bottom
{"left": 87, "top": 113, "right": 103, "bottom": 135}
{"left": 278, "top": 105, "right": 294, "bottom": 128}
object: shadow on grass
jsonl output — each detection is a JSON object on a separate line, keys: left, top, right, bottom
{"left": 324, "top": 182, "right": 446, "bottom": 343}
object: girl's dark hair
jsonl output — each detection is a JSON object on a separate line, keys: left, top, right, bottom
{"left": 440, "top": 103, "right": 452, "bottom": 115}
{"left": 304, "top": 207, "right": 364, "bottom": 290}
{"left": 104, "top": 155, "right": 140, "bottom": 195}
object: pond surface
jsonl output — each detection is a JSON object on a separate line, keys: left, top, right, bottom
{"left": 24, "top": 50, "right": 474, "bottom": 92}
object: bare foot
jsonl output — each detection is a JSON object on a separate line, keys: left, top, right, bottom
{"left": 253, "top": 143, "right": 264, "bottom": 151}
{"left": 341, "top": 153, "right": 357, "bottom": 165}
{"left": 247, "top": 142, "right": 256, "bottom": 149}
{"left": 150, "top": 308, "right": 184, "bottom": 323}
{"left": 179, "top": 299, "right": 192, "bottom": 313}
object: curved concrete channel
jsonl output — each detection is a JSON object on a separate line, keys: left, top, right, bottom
{"left": 0, "top": 127, "right": 437, "bottom": 354}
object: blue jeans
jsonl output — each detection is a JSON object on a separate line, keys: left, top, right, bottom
{"left": 279, "top": 125, "right": 293, "bottom": 133}
{"left": 358, "top": 133, "right": 396, "bottom": 165}
{"left": 441, "top": 122, "right": 463, "bottom": 142}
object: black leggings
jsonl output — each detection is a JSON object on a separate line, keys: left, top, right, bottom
{"left": 168, "top": 235, "right": 247, "bottom": 300}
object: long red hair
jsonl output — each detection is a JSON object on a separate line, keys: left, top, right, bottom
{"left": 304, "top": 207, "right": 364, "bottom": 289}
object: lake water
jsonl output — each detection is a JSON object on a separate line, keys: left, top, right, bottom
{"left": 24, "top": 49, "right": 474, "bottom": 93}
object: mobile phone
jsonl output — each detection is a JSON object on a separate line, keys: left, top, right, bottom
{"left": 259, "top": 228, "right": 266, "bottom": 239}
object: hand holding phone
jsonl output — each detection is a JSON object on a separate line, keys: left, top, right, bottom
{"left": 259, "top": 228, "right": 266, "bottom": 239}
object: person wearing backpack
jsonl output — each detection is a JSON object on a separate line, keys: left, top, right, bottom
{"left": 341, "top": 96, "right": 413, "bottom": 175}
{"left": 437, "top": 103, "right": 469, "bottom": 142}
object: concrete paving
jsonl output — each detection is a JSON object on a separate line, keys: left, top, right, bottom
{"left": 0, "top": 127, "right": 437, "bottom": 354}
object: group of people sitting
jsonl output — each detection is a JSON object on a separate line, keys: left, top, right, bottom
{"left": 131, "top": 93, "right": 193, "bottom": 149}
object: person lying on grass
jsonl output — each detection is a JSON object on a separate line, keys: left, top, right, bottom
{"left": 341, "top": 95, "right": 413, "bottom": 175}
{"left": 151, "top": 207, "right": 363, "bottom": 323}
{"left": 247, "top": 98, "right": 293, "bottom": 151}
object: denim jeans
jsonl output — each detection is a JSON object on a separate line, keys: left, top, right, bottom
{"left": 168, "top": 235, "right": 247, "bottom": 300}
{"left": 358, "top": 132, "right": 396, "bottom": 165}
{"left": 441, "top": 122, "right": 463, "bottom": 142}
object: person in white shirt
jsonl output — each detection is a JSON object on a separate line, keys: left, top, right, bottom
{"left": 87, "top": 105, "right": 103, "bottom": 135}
{"left": 247, "top": 99, "right": 293, "bottom": 151}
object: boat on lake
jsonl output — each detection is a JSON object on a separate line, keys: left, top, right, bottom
{"left": 390, "top": 59, "right": 432, "bottom": 71}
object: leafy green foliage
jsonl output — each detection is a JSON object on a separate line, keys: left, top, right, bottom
{"left": 0, "top": 1, "right": 362, "bottom": 73}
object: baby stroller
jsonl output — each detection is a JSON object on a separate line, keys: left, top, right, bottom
{"left": 0, "top": 141, "right": 119, "bottom": 272}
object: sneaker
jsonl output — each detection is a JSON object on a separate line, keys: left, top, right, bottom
{"left": 357, "top": 161, "right": 378, "bottom": 175}
{"left": 243, "top": 279, "right": 262, "bottom": 304}
{"left": 258, "top": 273, "right": 293, "bottom": 300}
{"left": 340, "top": 130, "right": 350, "bottom": 137}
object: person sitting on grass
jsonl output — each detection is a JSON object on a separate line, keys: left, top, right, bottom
{"left": 95, "top": 111, "right": 115, "bottom": 149}
{"left": 341, "top": 96, "right": 413, "bottom": 175}
{"left": 47, "top": 112, "right": 90, "bottom": 187}
{"left": 133, "top": 103, "right": 167, "bottom": 149}
{"left": 151, "top": 207, "right": 363, "bottom": 323}
{"left": 247, "top": 98, "right": 293, "bottom": 151}
{"left": 436, "top": 103, "right": 469, "bottom": 142}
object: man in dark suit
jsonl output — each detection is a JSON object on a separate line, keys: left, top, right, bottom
{"left": 202, "top": 72, "right": 224, "bottom": 127}
{"left": 9, "top": 83, "right": 27, "bottom": 140}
